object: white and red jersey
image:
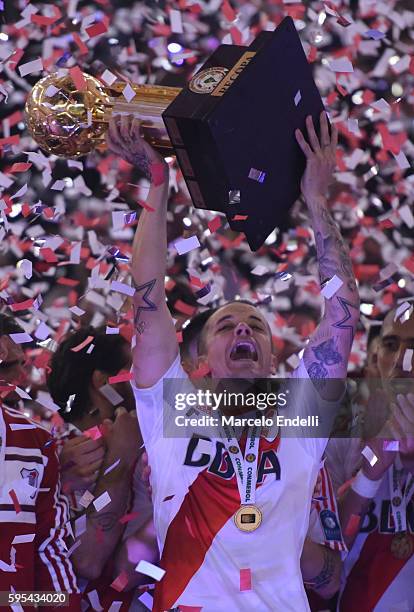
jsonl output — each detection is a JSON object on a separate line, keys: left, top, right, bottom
{"left": 326, "top": 438, "right": 414, "bottom": 612}
{"left": 0, "top": 405, "right": 79, "bottom": 604}
{"left": 309, "top": 462, "right": 346, "bottom": 554}
{"left": 133, "top": 354, "right": 339, "bottom": 612}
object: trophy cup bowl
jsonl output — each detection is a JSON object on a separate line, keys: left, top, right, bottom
{"left": 25, "top": 71, "right": 181, "bottom": 158}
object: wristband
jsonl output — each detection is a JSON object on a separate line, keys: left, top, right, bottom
{"left": 351, "top": 469, "right": 383, "bottom": 499}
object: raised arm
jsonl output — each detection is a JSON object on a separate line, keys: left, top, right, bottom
{"left": 295, "top": 112, "right": 360, "bottom": 399}
{"left": 107, "top": 115, "right": 178, "bottom": 388}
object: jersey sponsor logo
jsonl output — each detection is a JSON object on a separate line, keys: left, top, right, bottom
{"left": 359, "top": 499, "right": 414, "bottom": 534}
{"left": 183, "top": 437, "right": 281, "bottom": 484}
{"left": 20, "top": 467, "right": 39, "bottom": 498}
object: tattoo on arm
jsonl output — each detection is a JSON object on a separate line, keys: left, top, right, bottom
{"left": 306, "top": 547, "right": 336, "bottom": 591}
{"left": 313, "top": 206, "right": 357, "bottom": 294}
{"left": 88, "top": 511, "right": 119, "bottom": 532}
{"left": 308, "top": 337, "right": 342, "bottom": 389}
{"left": 133, "top": 278, "right": 157, "bottom": 333}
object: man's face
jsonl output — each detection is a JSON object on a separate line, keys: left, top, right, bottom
{"left": 199, "top": 302, "right": 275, "bottom": 378}
{"left": 377, "top": 314, "right": 414, "bottom": 397}
{"left": 0, "top": 337, "right": 27, "bottom": 399}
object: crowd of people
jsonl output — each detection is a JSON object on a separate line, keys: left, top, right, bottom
{"left": 0, "top": 0, "right": 414, "bottom": 610}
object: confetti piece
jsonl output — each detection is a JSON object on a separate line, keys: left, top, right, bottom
{"left": 138, "top": 592, "right": 154, "bottom": 609}
{"left": 71, "top": 335, "right": 94, "bottom": 353}
{"left": 79, "top": 490, "right": 95, "bottom": 509}
{"left": 251, "top": 265, "right": 269, "bottom": 276}
{"left": 12, "top": 534, "right": 35, "bottom": 545}
{"left": 232, "top": 215, "right": 248, "bottom": 221}
{"left": 119, "top": 511, "right": 140, "bottom": 524}
{"left": 106, "top": 326, "right": 120, "bottom": 335}
{"left": 150, "top": 162, "right": 167, "bottom": 187}
{"left": 364, "top": 30, "right": 385, "bottom": 40}
{"left": 85, "top": 21, "right": 108, "bottom": 39}
{"left": 108, "top": 371, "right": 134, "bottom": 384}
{"left": 394, "top": 302, "right": 412, "bottom": 322}
{"left": 9, "top": 424, "right": 37, "bottom": 431}
{"left": 328, "top": 58, "right": 353, "bottom": 73}
{"left": 321, "top": 275, "right": 343, "bottom": 299}
{"left": 344, "top": 514, "right": 360, "bottom": 537}
{"left": 240, "top": 568, "right": 252, "bottom": 591}
{"left": 403, "top": 349, "right": 413, "bottom": 372}
{"left": 70, "top": 306, "right": 86, "bottom": 317}
{"left": 104, "top": 458, "right": 121, "bottom": 476}
{"left": 123, "top": 83, "right": 136, "bottom": 102}
{"left": 9, "top": 490, "right": 21, "bottom": 514}
{"left": 175, "top": 235, "right": 201, "bottom": 255}
{"left": 393, "top": 152, "right": 411, "bottom": 170}
{"left": 361, "top": 445, "right": 378, "bottom": 467}
{"left": 99, "top": 384, "right": 124, "bottom": 406}
{"left": 9, "top": 333, "right": 33, "bottom": 344}
{"left": 208, "top": 216, "right": 222, "bottom": 233}
{"left": 83, "top": 425, "right": 102, "bottom": 441}
{"left": 93, "top": 491, "right": 111, "bottom": 512}
{"left": 110, "top": 570, "right": 129, "bottom": 592}
{"left": 18, "top": 58, "right": 43, "bottom": 77}
{"left": 248, "top": 168, "right": 266, "bottom": 183}
{"left": 383, "top": 440, "right": 399, "bottom": 452}
{"left": 87, "top": 590, "right": 103, "bottom": 612}
{"left": 101, "top": 70, "right": 117, "bottom": 86}
{"left": 75, "top": 513, "right": 87, "bottom": 537}
{"left": 135, "top": 560, "right": 166, "bottom": 581}
{"left": 170, "top": 9, "right": 184, "bottom": 33}
{"left": 69, "top": 66, "right": 87, "bottom": 91}
{"left": 294, "top": 90, "right": 301, "bottom": 106}
{"left": 34, "top": 321, "right": 52, "bottom": 341}
{"left": 111, "top": 280, "right": 135, "bottom": 297}
{"left": 108, "top": 603, "right": 123, "bottom": 612}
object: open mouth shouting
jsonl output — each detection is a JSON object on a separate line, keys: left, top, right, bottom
{"left": 229, "top": 340, "right": 259, "bottom": 362}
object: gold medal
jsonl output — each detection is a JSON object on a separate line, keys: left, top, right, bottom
{"left": 234, "top": 505, "right": 262, "bottom": 532}
{"left": 390, "top": 532, "right": 413, "bottom": 560}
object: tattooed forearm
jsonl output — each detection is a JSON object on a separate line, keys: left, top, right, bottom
{"left": 306, "top": 547, "right": 336, "bottom": 591}
{"left": 311, "top": 203, "right": 357, "bottom": 294}
{"left": 133, "top": 278, "right": 157, "bottom": 332}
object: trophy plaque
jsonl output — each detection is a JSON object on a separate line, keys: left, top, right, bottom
{"left": 26, "top": 17, "right": 324, "bottom": 250}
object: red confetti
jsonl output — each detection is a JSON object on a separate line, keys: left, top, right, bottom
{"left": 108, "top": 371, "right": 134, "bottom": 384}
{"left": 56, "top": 277, "right": 79, "bottom": 287}
{"left": 72, "top": 32, "right": 89, "bottom": 55}
{"left": 344, "top": 514, "right": 361, "bottom": 537}
{"left": 70, "top": 335, "right": 94, "bottom": 353}
{"left": 232, "top": 215, "right": 248, "bottom": 221}
{"left": 83, "top": 425, "right": 102, "bottom": 441}
{"left": 10, "top": 162, "right": 32, "bottom": 173}
{"left": 0, "top": 135, "right": 20, "bottom": 149}
{"left": 110, "top": 570, "right": 129, "bottom": 592}
{"left": 174, "top": 300, "right": 196, "bottom": 316}
{"left": 208, "top": 216, "right": 222, "bottom": 233}
{"left": 85, "top": 21, "right": 108, "bottom": 39}
{"left": 222, "top": 0, "right": 236, "bottom": 21}
{"left": 150, "top": 162, "right": 167, "bottom": 186}
{"left": 240, "top": 568, "right": 252, "bottom": 591}
{"left": 9, "top": 489, "right": 21, "bottom": 514}
{"left": 119, "top": 511, "right": 140, "bottom": 524}
{"left": 10, "top": 298, "right": 34, "bottom": 312}
{"left": 69, "top": 66, "right": 87, "bottom": 92}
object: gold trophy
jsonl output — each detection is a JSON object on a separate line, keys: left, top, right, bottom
{"left": 25, "top": 71, "right": 181, "bottom": 158}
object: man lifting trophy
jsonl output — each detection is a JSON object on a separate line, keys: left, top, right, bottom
{"left": 25, "top": 17, "right": 324, "bottom": 250}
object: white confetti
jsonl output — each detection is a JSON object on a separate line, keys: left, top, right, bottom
{"left": 101, "top": 69, "right": 117, "bottom": 86}
{"left": 122, "top": 83, "right": 136, "bottom": 102}
{"left": 87, "top": 590, "right": 103, "bottom": 612}
{"left": 383, "top": 440, "right": 399, "bottom": 452}
{"left": 106, "top": 327, "right": 119, "bottom": 335}
{"left": 99, "top": 384, "right": 124, "bottom": 406}
{"left": 93, "top": 490, "right": 111, "bottom": 512}
{"left": 135, "top": 560, "right": 166, "bottom": 582}
{"left": 79, "top": 490, "right": 95, "bottom": 509}
{"left": 170, "top": 9, "right": 184, "bottom": 33}
{"left": 175, "top": 235, "right": 201, "bottom": 255}
{"left": 294, "top": 90, "right": 301, "bottom": 106}
{"left": 403, "top": 349, "right": 413, "bottom": 372}
{"left": 328, "top": 58, "right": 354, "bottom": 73}
{"left": 34, "top": 322, "right": 52, "bottom": 341}
{"left": 251, "top": 265, "right": 269, "bottom": 276}
{"left": 110, "top": 280, "right": 135, "bottom": 296}
{"left": 69, "top": 306, "right": 86, "bottom": 317}
{"left": 361, "top": 445, "right": 378, "bottom": 467}
{"left": 321, "top": 275, "right": 343, "bottom": 299}
{"left": 18, "top": 58, "right": 44, "bottom": 77}
{"left": 45, "top": 85, "right": 59, "bottom": 97}
{"left": 12, "top": 534, "right": 35, "bottom": 545}
{"left": 393, "top": 152, "right": 411, "bottom": 171}
{"left": 9, "top": 332, "right": 33, "bottom": 344}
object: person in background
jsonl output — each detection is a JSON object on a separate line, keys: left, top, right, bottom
{"left": 0, "top": 313, "right": 80, "bottom": 609}
{"left": 326, "top": 307, "right": 414, "bottom": 612}
{"left": 48, "top": 327, "right": 155, "bottom": 611}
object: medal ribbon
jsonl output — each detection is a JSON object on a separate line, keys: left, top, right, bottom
{"left": 389, "top": 462, "right": 414, "bottom": 533}
{"left": 221, "top": 422, "right": 261, "bottom": 506}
